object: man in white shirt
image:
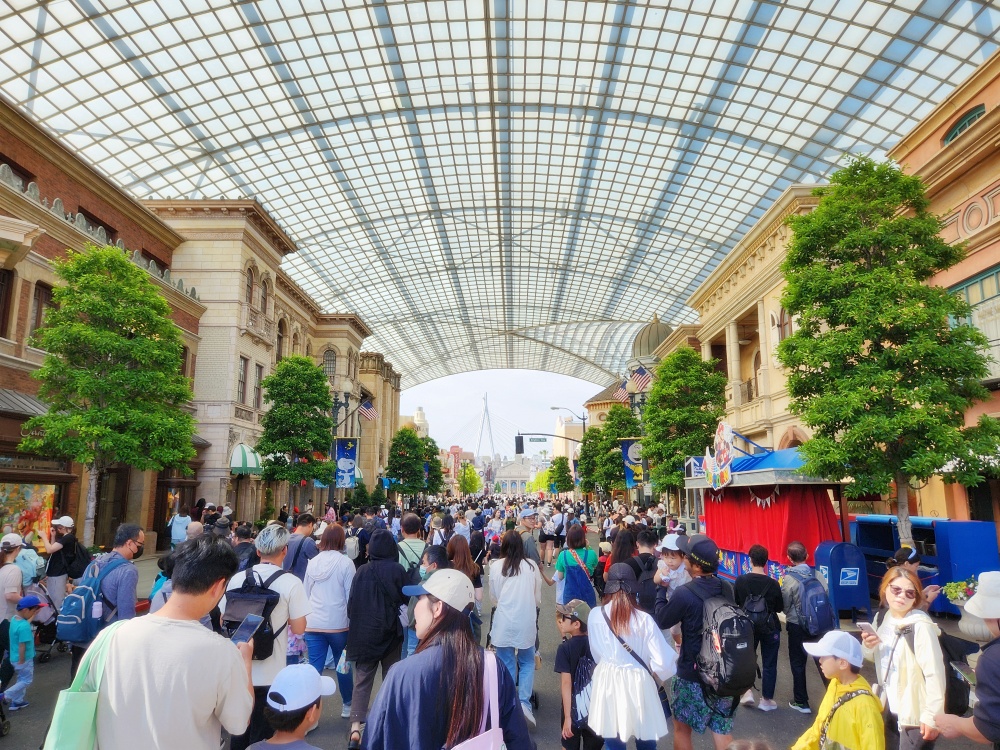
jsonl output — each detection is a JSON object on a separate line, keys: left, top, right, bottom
{"left": 222, "top": 525, "right": 311, "bottom": 750}
{"left": 88, "top": 536, "right": 254, "bottom": 750}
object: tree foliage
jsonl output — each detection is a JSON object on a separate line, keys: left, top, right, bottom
{"left": 576, "top": 426, "right": 602, "bottom": 493}
{"left": 19, "top": 245, "right": 196, "bottom": 545}
{"left": 349, "top": 479, "right": 370, "bottom": 510}
{"left": 386, "top": 427, "right": 427, "bottom": 496}
{"left": 422, "top": 436, "right": 444, "bottom": 495}
{"left": 594, "top": 404, "right": 641, "bottom": 491}
{"left": 457, "top": 462, "right": 482, "bottom": 495}
{"left": 528, "top": 468, "right": 550, "bottom": 494}
{"left": 370, "top": 481, "right": 386, "bottom": 506}
{"left": 778, "top": 156, "right": 1000, "bottom": 544}
{"left": 256, "top": 356, "right": 335, "bottom": 499}
{"left": 642, "top": 346, "right": 727, "bottom": 491}
{"left": 549, "top": 455, "right": 575, "bottom": 494}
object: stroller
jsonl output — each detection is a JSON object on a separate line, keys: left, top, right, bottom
{"left": 24, "top": 582, "right": 67, "bottom": 663}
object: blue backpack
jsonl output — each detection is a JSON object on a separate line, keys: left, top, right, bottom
{"left": 789, "top": 568, "right": 837, "bottom": 637}
{"left": 56, "top": 556, "right": 129, "bottom": 643}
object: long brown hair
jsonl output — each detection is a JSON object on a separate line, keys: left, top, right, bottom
{"left": 499, "top": 529, "right": 527, "bottom": 577}
{"left": 416, "top": 595, "right": 484, "bottom": 748}
{"left": 605, "top": 588, "right": 636, "bottom": 636}
{"left": 609, "top": 530, "right": 636, "bottom": 568}
{"left": 446, "top": 534, "right": 480, "bottom": 581}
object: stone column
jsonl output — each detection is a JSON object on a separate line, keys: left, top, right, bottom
{"left": 756, "top": 299, "right": 772, "bottom": 420}
{"left": 701, "top": 339, "right": 712, "bottom": 362}
{"left": 726, "top": 319, "right": 742, "bottom": 408}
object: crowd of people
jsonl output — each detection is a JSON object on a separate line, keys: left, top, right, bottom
{"left": 0, "top": 495, "right": 995, "bottom": 750}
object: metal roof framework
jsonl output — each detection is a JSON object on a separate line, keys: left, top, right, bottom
{"left": 0, "top": 0, "right": 997, "bottom": 387}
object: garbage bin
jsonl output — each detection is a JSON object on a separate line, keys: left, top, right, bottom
{"left": 815, "top": 541, "right": 872, "bottom": 621}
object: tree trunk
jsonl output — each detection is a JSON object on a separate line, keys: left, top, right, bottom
{"left": 895, "top": 471, "right": 914, "bottom": 547}
{"left": 83, "top": 464, "right": 99, "bottom": 547}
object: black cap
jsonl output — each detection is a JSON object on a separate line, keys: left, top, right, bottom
{"left": 604, "top": 562, "right": 637, "bottom": 595}
{"left": 676, "top": 534, "right": 720, "bottom": 571}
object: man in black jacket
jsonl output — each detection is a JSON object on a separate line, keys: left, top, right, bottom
{"left": 654, "top": 534, "right": 735, "bottom": 750}
{"left": 734, "top": 543, "right": 783, "bottom": 711}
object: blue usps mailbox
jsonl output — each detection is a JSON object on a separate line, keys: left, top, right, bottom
{"left": 815, "top": 541, "right": 872, "bottom": 621}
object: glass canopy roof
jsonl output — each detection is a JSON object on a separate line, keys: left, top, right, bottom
{"left": 1, "top": 1, "right": 998, "bottom": 387}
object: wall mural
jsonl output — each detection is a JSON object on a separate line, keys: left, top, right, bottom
{"left": 0, "top": 483, "right": 55, "bottom": 549}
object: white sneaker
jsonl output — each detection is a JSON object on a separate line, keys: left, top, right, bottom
{"left": 789, "top": 701, "right": 812, "bottom": 714}
{"left": 521, "top": 703, "right": 536, "bottom": 729}
{"left": 758, "top": 698, "right": 778, "bottom": 712}
{"left": 740, "top": 689, "right": 755, "bottom": 706}
{"left": 341, "top": 703, "right": 352, "bottom": 719}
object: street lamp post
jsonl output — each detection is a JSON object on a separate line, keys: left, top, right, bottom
{"left": 626, "top": 379, "right": 649, "bottom": 509}
{"left": 550, "top": 406, "right": 588, "bottom": 515}
{"left": 328, "top": 390, "right": 351, "bottom": 513}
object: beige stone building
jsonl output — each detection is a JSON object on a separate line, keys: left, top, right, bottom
{"left": 358, "top": 352, "right": 402, "bottom": 491}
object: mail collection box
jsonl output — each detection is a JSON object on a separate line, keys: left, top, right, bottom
{"left": 852, "top": 515, "right": 1000, "bottom": 615}
{"left": 814, "top": 541, "right": 872, "bottom": 620}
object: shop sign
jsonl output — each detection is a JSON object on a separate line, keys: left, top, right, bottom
{"left": 0, "top": 453, "right": 68, "bottom": 473}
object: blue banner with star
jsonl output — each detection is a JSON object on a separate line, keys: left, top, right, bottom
{"left": 335, "top": 437, "right": 358, "bottom": 489}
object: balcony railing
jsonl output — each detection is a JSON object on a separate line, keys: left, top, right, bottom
{"left": 241, "top": 302, "right": 274, "bottom": 342}
{"left": 234, "top": 405, "right": 254, "bottom": 422}
{"left": 738, "top": 377, "right": 758, "bottom": 403}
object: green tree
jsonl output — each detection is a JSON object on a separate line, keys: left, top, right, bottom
{"left": 422, "top": 436, "right": 444, "bottom": 495}
{"left": 594, "top": 404, "right": 641, "bottom": 491}
{"left": 386, "top": 427, "right": 427, "bottom": 496}
{"left": 19, "top": 245, "right": 196, "bottom": 546}
{"left": 528, "top": 468, "right": 550, "bottom": 494}
{"left": 256, "top": 356, "right": 335, "bottom": 509}
{"left": 779, "top": 156, "right": 1000, "bottom": 545}
{"left": 642, "top": 346, "right": 727, "bottom": 492}
{"left": 550, "top": 455, "right": 575, "bottom": 494}
{"left": 350, "top": 479, "right": 370, "bottom": 510}
{"left": 458, "top": 462, "right": 482, "bottom": 495}
{"left": 577, "top": 426, "right": 602, "bottom": 493}
{"left": 370, "top": 481, "right": 386, "bottom": 506}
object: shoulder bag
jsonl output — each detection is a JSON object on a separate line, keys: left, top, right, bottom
{"left": 871, "top": 617, "right": 907, "bottom": 713}
{"left": 601, "top": 607, "right": 671, "bottom": 720}
{"left": 818, "top": 688, "right": 874, "bottom": 750}
{"left": 43, "top": 621, "right": 127, "bottom": 750}
{"left": 453, "top": 651, "right": 506, "bottom": 750}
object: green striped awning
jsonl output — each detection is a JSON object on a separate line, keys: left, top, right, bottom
{"left": 230, "top": 443, "right": 263, "bottom": 475}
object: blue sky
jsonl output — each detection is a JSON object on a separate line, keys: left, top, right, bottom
{"left": 399, "top": 369, "right": 602, "bottom": 459}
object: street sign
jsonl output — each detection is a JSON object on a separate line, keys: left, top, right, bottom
{"left": 528, "top": 437, "right": 546, "bottom": 442}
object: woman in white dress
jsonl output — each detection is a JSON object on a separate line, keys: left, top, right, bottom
{"left": 588, "top": 562, "right": 677, "bottom": 750}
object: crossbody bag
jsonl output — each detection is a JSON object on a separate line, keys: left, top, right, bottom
{"left": 818, "top": 688, "right": 875, "bottom": 750}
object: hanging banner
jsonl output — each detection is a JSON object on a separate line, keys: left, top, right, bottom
{"left": 620, "top": 438, "right": 645, "bottom": 489}
{"left": 424, "top": 462, "right": 430, "bottom": 488}
{"left": 704, "top": 422, "right": 734, "bottom": 491}
{"left": 572, "top": 459, "right": 579, "bottom": 485}
{"left": 335, "top": 438, "right": 358, "bottom": 489}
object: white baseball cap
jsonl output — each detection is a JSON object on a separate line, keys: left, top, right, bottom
{"left": 803, "top": 630, "right": 863, "bottom": 667}
{"left": 0, "top": 533, "right": 22, "bottom": 550}
{"left": 52, "top": 516, "right": 75, "bottom": 528}
{"left": 402, "top": 569, "right": 475, "bottom": 614}
{"left": 266, "top": 664, "right": 336, "bottom": 712}
{"left": 659, "top": 533, "right": 682, "bottom": 552}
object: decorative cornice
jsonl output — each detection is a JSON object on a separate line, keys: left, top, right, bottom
{"left": 144, "top": 199, "right": 298, "bottom": 258}
{"left": 315, "top": 312, "right": 372, "bottom": 341}
{"left": 0, "top": 95, "right": 184, "bottom": 248}
{"left": 275, "top": 269, "right": 322, "bottom": 316}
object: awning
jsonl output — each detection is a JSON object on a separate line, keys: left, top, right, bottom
{"left": 230, "top": 443, "right": 263, "bottom": 475}
{"left": 192, "top": 434, "right": 211, "bottom": 449}
{"left": 0, "top": 388, "right": 47, "bottom": 418}
{"left": 685, "top": 448, "right": 843, "bottom": 489}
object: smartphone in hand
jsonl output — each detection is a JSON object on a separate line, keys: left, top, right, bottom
{"left": 230, "top": 614, "right": 264, "bottom": 645}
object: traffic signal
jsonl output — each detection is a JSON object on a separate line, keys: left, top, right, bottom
{"left": 515, "top": 435, "right": 524, "bottom": 455}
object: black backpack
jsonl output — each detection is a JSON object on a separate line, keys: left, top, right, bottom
{"left": 222, "top": 568, "right": 291, "bottom": 661}
{"left": 398, "top": 541, "right": 426, "bottom": 587}
{"left": 691, "top": 583, "right": 757, "bottom": 710}
{"left": 66, "top": 540, "right": 93, "bottom": 580}
{"left": 633, "top": 556, "right": 658, "bottom": 615}
{"left": 742, "top": 592, "right": 776, "bottom": 637}
{"left": 570, "top": 646, "right": 597, "bottom": 730}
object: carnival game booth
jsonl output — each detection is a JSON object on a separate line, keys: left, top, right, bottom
{"left": 684, "top": 447, "right": 847, "bottom": 581}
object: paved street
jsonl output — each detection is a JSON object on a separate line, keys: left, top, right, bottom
{"left": 11, "top": 545, "right": 988, "bottom": 750}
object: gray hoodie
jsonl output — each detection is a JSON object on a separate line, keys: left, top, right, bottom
{"left": 303, "top": 550, "right": 355, "bottom": 631}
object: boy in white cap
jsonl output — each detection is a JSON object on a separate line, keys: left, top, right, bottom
{"left": 247, "top": 663, "right": 336, "bottom": 749}
{"left": 791, "top": 631, "right": 884, "bottom": 750}
{"left": 937, "top": 570, "right": 1000, "bottom": 745}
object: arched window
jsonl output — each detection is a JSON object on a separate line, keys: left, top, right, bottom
{"left": 943, "top": 104, "right": 986, "bottom": 145}
{"left": 260, "top": 280, "right": 268, "bottom": 314}
{"left": 777, "top": 308, "right": 792, "bottom": 342}
{"left": 323, "top": 350, "right": 337, "bottom": 381}
{"left": 291, "top": 332, "right": 299, "bottom": 354}
{"left": 276, "top": 320, "right": 286, "bottom": 362}
{"left": 245, "top": 267, "right": 254, "bottom": 305}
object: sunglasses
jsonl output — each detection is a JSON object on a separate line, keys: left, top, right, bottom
{"left": 889, "top": 584, "right": 917, "bottom": 600}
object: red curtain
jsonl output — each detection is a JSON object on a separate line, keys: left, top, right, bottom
{"left": 704, "top": 485, "right": 842, "bottom": 565}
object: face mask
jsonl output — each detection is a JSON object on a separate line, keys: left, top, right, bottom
{"left": 419, "top": 565, "right": 429, "bottom": 580}
{"left": 132, "top": 542, "right": 144, "bottom": 560}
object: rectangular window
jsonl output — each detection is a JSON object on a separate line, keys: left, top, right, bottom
{"left": 75, "top": 208, "right": 117, "bottom": 242}
{"left": 237, "top": 357, "right": 249, "bottom": 405}
{"left": 0, "top": 270, "right": 12, "bottom": 339}
{"left": 254, "top": 364, "right": 263, "bottom": 409}
{"left": 30, "top": 283, "right": 53, "bottom": 337}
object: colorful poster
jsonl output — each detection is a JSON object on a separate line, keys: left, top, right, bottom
{"left": 620, "top": 439, "right": 644, "bottom": 489}
{"left": 335, "top": 438, "right": 358, "bottom": 489}
{"left": 0, "top": 483, "right": 56, "bottom": 549}
{"left": 704, "top": 421, "right": 734, "bottom": 490}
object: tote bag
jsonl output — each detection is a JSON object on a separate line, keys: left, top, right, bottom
{"left": 43, "top": 620, "right": 126, "bottom": 750}
{"left": 453, "top": 651, "right": 506, "bottom": 750}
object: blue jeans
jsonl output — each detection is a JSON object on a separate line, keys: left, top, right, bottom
{"left": 304, "top": 631, "right": 353, "bottom": 705}
{"left": 402, "top": 627, "right": 419, "bottom": 659}
{"left": 5, "top": 659, "right": 33, "bottom": 704}
{"left": 494, "top": 645, "right": 535, "bottom": 709}
{"left": 756, "top": 628, "right": 781, "bottom": 700}
{"left": 604, "top": 738, "right": 655, "bottom": 750}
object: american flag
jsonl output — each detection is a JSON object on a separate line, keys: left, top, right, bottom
{"left": 358, "top": 400, "right": 379, "bottom": 421}
{"left": 612, "top": 379, "right": 629, "bottom": 403}
{"left": 631, "top": 366, "right": 652, "bottom": 392}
